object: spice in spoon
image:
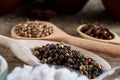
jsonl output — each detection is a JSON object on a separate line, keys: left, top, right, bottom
{"left": 33, "top": 43, "right": 103, "bottom": 79}
{"left": 15, "top": 21, "right": 53, "bottom": 38}
{"left": 81, "top": 24, "right": 114, "bottom": 40}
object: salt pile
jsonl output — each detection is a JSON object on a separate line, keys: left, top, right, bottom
{"left": 7, "top": 64, "right": 89, "bottom": 80}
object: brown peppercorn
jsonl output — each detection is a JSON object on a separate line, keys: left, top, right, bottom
{"left": 74, "top": 63, "right": 79, "bottom": 69}
{"left": 81, "top": 24, "right": 114, "bottom": 40}
{"left": 59, "top": 55, "right": 64, "bottom": 61}
{"left": 67, "top": 58, "right": 74, "bottom": 64}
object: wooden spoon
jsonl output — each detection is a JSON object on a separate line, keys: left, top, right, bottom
{"left": 0, "top": 35, "right": 112, "bottom": 80}
{"left": 77, "top": 24, "right": 120, "bottom": 45}
{"left": 11, "top": 21, "right": 120, "bottom": 57}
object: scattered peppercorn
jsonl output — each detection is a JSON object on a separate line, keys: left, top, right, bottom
{"left": 15, "top": 21, "right": 53, "bottom": 38}
{"left": 33, "top": 43, "right": 103, "bottom": 79}
{"left": 81, "top": 24, "right": 114, "bottom": 40}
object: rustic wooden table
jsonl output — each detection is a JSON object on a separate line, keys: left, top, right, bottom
{"left": 0, "top": 0, "right": 119, "bottom": 79}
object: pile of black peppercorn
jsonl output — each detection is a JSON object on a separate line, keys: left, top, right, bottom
{"left": 81, "top": 24, "right": 114, "bottom": 40}
{"left": 33, "top": 43, "right": 103, "bottom": 79}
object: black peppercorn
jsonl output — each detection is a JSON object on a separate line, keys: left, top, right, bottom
{"left": 33, "top": 43, "right": 103, "bottom": 79}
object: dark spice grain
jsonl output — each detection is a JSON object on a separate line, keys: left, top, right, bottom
{"left": 81, "top": 24, "right": 114, "bottom": 40}
{"left": 33, "top": 43, "right": 103, "bottom": 79}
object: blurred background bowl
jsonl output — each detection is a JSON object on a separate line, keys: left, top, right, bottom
{"left": 44, "top": 0, "right": 88, "bottom": 14}
{"left": 0, "top": 0, "right": 22, "bottom": 16}
{"left": 102, "top": 0, "right": 120, "bottom": 20}
{"left": 0, "top": 55, "right": 8, "bottom": 80}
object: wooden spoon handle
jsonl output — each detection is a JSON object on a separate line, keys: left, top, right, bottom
{"left": 0, "top": 35, "right": 13, "bottom": 49}
{"left": 63, "top": 35, "right": 120, "bottom": 57}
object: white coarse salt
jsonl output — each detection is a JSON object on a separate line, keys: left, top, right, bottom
{"left": 7, "top": 64, "right": 89, "bottom": 80}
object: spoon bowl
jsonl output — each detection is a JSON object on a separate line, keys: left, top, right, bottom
{"left": 10, "top": 21, "right": 120, "bottom": 57}
{"left": 77, "top": 24, "right": 120, "bottom": 45}
{"left": 0, "top": 35, "right": 112, "bottom": 80}
{"left": 11, "top": 21, "right": 66, "bottom": 40}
